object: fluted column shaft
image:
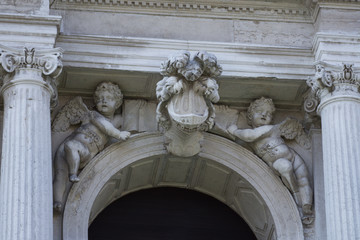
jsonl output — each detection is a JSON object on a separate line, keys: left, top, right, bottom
{"left": 305, "top": 63, "right": 360, "bottom": 240}
{"left": 318, "top": 95, "right": 360, "bottom": 240}
{"left": 0, "top": 45, "right": 62, "bottom": 240}
{"left": 0, "top": 69, "right": 53, "bottom": 240}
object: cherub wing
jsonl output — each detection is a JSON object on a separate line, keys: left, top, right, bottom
{"left": 52, "top": 96, "right": 90, "bottom": 132}
{"left": 278, "top": 117, "right": 311, "bottom": 149}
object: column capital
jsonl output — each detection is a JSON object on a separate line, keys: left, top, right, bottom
{"left": 304, "top": 62, "right": 360, "bottom": 115}
{"left": 0, "top": 45, "right": 63, "bottom": 107}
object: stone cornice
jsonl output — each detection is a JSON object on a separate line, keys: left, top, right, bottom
{"left": 51, "top": 0, "right": 312, "bottom": 22}
{"left": 51, "top": 0, "right": 359, "bottom": 24}
{"left": 312, "top": 33, "right": 360, "bottom": 62}
{"left": 311, "top": 0, "right": 360, "bottom": 23}
{"left": 0, "top": 13, "right": 62, "bottom": 26}
{"left": 0, "top": 13, "right": 62, "bottom": 48}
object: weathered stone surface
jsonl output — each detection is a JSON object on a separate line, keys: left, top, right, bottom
{"left": 0, "top": 46, "right": 62, "bottom": 240}
{"left": 0, "top": 0, "right": 49, "bottom": 15}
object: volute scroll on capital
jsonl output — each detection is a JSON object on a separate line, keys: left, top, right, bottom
{"left": 304, "top": 62, "right": 360, "bottom": 115}
{"left": 0, "top": 45, "right": 63, "bottom": 107}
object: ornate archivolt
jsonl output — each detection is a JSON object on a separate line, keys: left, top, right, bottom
{"left": 49, "top": 50, "right": 313, "bottom": 240}
{"left": 62, "top": 133, "right": 304, "bottom": 240}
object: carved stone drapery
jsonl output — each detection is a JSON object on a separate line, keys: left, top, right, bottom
{"left": 156, "top": 51, "right": 222, "bottom": 157}
{"left": 304, "top": 63, "right": 360, "bottom": 240}
{"left": 0, "top": 45, "right": 62, "bottom": 240}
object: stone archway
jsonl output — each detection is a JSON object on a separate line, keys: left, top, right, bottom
{"left": 88, "top": 187, "right": 257, "bottom": 239}
{"left": 63, "top": 132, "right": 304, "bottom": 240}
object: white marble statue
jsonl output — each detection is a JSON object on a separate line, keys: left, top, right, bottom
{"left": 228, "top": 97, "right": 313, "bottom": 224}
{"left": 52, "top": 82, "right": 130, "bottom": 211}
{"left": 156, "top": 50, "right": 222, "bottom": 157}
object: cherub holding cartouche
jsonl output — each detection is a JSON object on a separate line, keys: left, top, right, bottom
{"left": 52, "top": 82, "right": 130, "bottom": 212}
{"left": 228, "top": 97, "right": 313, "bottom": 224}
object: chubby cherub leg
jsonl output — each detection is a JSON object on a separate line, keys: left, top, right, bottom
{"left": 293, "top": 153, "right": 313, "bottom": 215}
{"left": 53, "top": 145, "right": 68, "bottom": 212}
{"left": 272, "top": 158, "right": 299, "bottom": 194}
{"left": 64, "top": 140, "right": 89, "bottom": 182}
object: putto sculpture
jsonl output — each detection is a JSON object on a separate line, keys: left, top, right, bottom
{"left": 52, "top": 82, "right": 130, "bottom": 211}
{"left": 156, "top": 50, "right": 222, "bottom": 157}
{"left": 228, "top": 97, "right": 314, "bottom": 224}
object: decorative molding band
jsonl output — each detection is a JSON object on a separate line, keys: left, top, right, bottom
{"left": 51, "top": 0, "right": 312, "bottom": 22}
{"left": 0, "top": 13, "right": 62, "bottom": 26}
{"left": 56, "top": 34, "right": 314, "bottom": 79}
{"left": 311, "top": 1, "right": 360, "bottom": 24}
{"left": 0, "top": 13, "right": 61, "bottom": 48}
{"left": 312, "top": 33, "right": 360, "bottom": 63}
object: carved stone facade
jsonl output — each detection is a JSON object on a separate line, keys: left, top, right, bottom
{"left": 156, "top": 50, "right": 221, "bottom": 157}
{"left": 0, "top": 1, "right": 360, "bottom": 240}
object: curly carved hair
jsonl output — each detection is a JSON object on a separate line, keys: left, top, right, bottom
{"left": 94, "top": 82, "right": 123, "bottom": 108}
{"left": 160, "top": 51, "right": 191, "bottom": 76}
{"left": 247, "top": 97, "right": 276, "bottom": 126}
{"left": 159, "top": 50, "right": 222, "bottom": 78}
{"left": 195, "top": 51, "right": 222, "bottom": 77}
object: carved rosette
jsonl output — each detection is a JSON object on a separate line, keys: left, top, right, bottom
{"left": 156, "top": 51, "right": 222, "bottom": 156}
{"left": 0, "top": 45, "right": 63, "bottom": 107}
{"left": 304, "top": 63, "right": 360, "bottom": 115}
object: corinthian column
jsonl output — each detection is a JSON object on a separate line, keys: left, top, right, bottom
{"left": 0, "top": 45, "right": 62, "bottom": 240}
{"left": 305, "top": 63, "right": 360, "bottom": 240}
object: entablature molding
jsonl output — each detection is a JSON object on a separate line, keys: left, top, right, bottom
{"left": 51, "top": 0, "right": 312, "bottom": 23}
{"left": 312, "top": 33, "right": 360, "bottom": 63}
{"left": 55, "top": 34, "right": 314, "bottom": 79}
{"left": 0, "top": 13, "right": 62, "bottom": 48}
{"left": 50, "top": 0, "right": 360, "bottom": 24}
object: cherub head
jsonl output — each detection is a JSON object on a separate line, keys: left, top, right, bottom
{"left": 178, "top": 57, "right": 204, "bottom": 82}
{"left": 94, "top": 82, "right": 123, "bottom": 116}
{"left": 247, "top": 97, "right": 276, "bottom": 128}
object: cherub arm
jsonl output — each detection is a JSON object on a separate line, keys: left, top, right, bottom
{"left": 227, "top": 124, "right": 272, "bottom": 142}
{"left": 90, "top": 112, "right": 130, "bottom": 140}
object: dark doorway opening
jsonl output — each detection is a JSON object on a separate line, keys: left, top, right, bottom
{"left": 89, "top": 187, "right": 257, "bottom": 240}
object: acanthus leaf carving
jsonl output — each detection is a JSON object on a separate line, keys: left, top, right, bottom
{"left": 304, "top": 63, "right": 360, "bottom": 115}
{"left": 0, "top": 46, "right": 63, "bottom": 78}
{"left": 0, "top": 45, "right": 63, "bottom": 107}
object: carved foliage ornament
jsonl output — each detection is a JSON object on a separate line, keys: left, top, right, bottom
{"left": 0, "top": 46, "right": 63, "bottom": 78}
{"left": 156, "top": 50, "right": 222, "bottom": 131}
{"left": 156, "top": 50, "right": 222, "bottom": 157}
{"left": 0, "top": 46, "right": 63, "bottom": 107}
{"left": 304, "top": 63, "right": 360, "bottom": 114}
